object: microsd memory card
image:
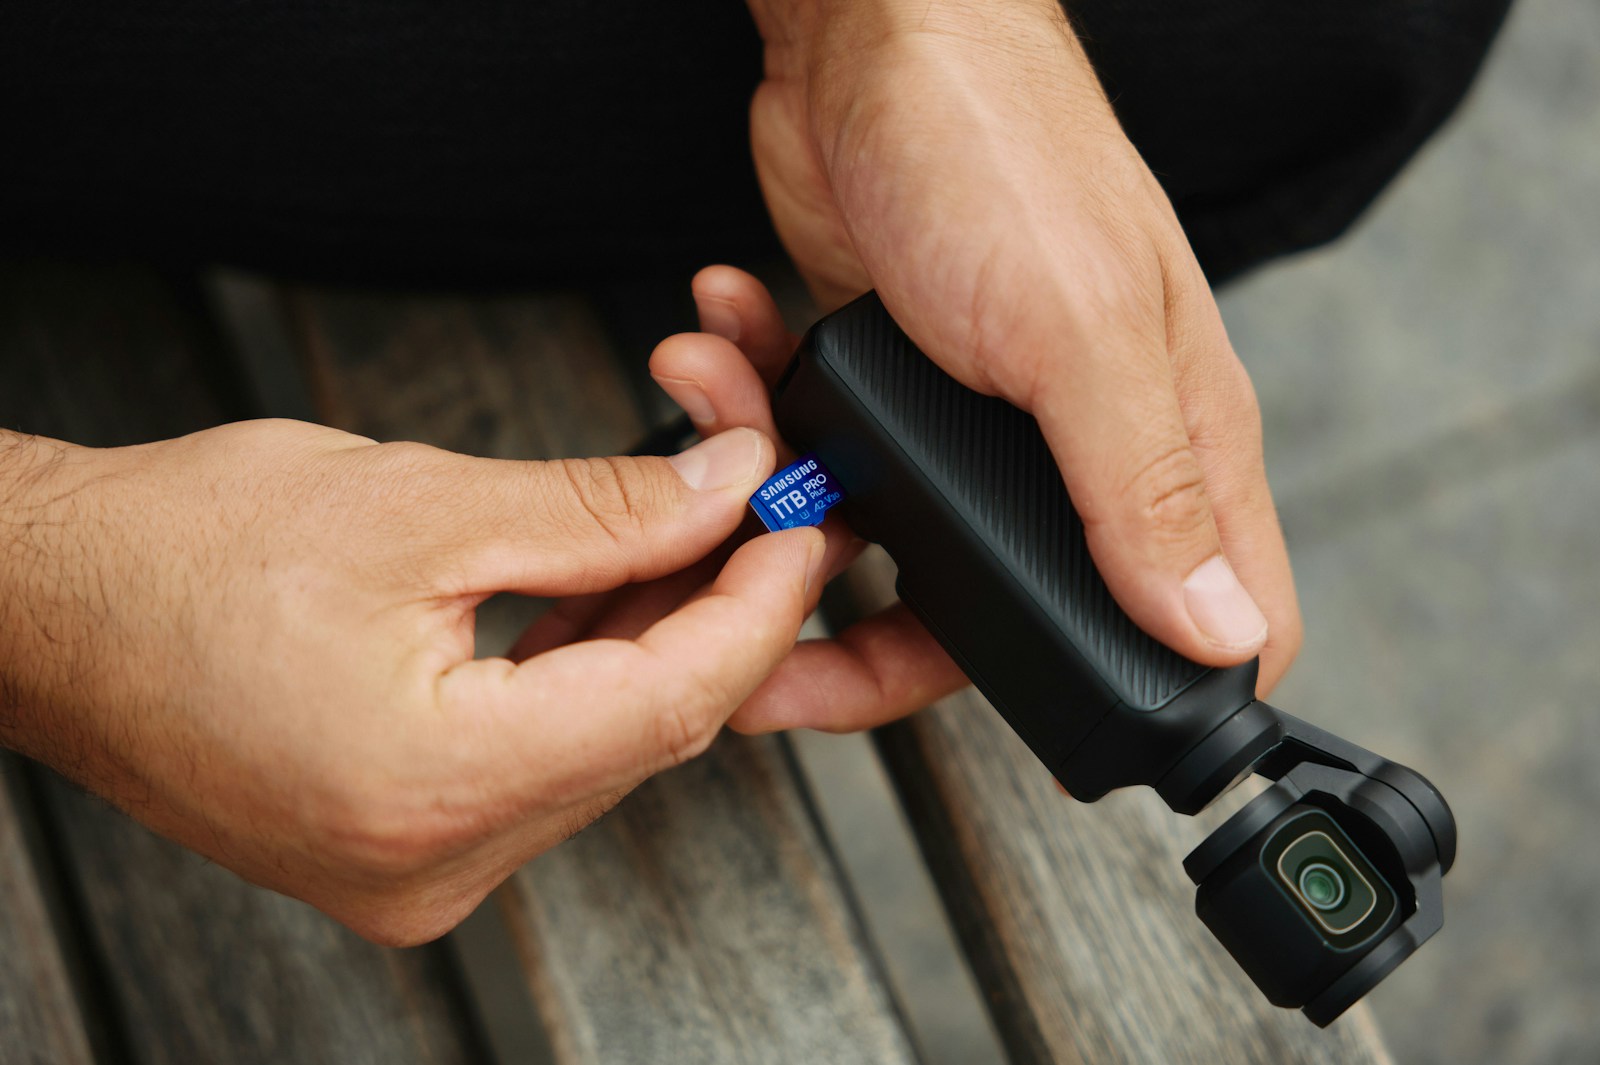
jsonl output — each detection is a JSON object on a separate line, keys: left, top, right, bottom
{"left": 749, "top": 453, "right": 844, "bottom": 532}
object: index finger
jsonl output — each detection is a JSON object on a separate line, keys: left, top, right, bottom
{"left": 691, "top": 265, "right": 800, "bottom": 388}
{"left": 436, "top": 527, "right": 825, "bottom": 805}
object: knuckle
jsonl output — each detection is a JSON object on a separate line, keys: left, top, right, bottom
{"left": 211, "top": 417, "right": 312, "bottom": 447}
{"left": 556, "top": 456, "right": 660, "bottom": 548}
{"left": 1218, "top": 354, "right": 1261, "bottom": 410}
{"left": 369, "top": 439, "right": 446, "bottom": 471}
{"left": 653, "top": 699, "right": 719, "bottom": 769}
{"left": 1212, "top": 357, "right": 1265, "bottom": 434}
{"left": 1190, "top": 360, "right": 1268, "bottom": 464}
{"left": 1124, "top": 444, "right": 1215, "bottom": 547}
{"left": 356, "top": 441, "right": 453, "bottom": 513}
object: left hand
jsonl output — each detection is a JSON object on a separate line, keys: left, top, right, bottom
{"left": 0, "top": 419, "right": 822, "bottom": 944}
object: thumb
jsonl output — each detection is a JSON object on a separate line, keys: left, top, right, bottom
{"left": 440, "top": 428, "right": 775, "bottom": 597}
{"left": 1032, "top": 340, "right": 1271, "bottom": 666}
{"left": 1077, "top": 424, "right": 1269, "bottom": 666}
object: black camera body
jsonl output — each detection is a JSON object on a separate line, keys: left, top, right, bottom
{"left": 770, "top": 292, "right": 1457, "bottom": 1026}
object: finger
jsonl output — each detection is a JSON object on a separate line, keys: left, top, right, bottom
{"left": 669, "top": 526, "right": 862, "bottom": 623}
{"left": 728, "top": 602, "right": 969, "bottom": 734}
{"left": 438, "top": 527, "right": 827, "bottom": 801}
{"left": 518, "top": 316, "right": 811, "bottom": 661}
{"left": 512, "top": 518, "right": 864, "bottom": 659}
{"left": 650, "top": 332, "right": 782, "bottom": 442}
{"left": 1054, "top": 310, "right": 1269, "bottom": 668}
{"left": 505, "top": 591, "right": 619, "bottom": 662}
{"left": 651, "top": 328, "right": 868, "bottom": 578}
{"left": 411, "top": 428, "right": 776, "bottom": 598}
{"left": 507, "top": 542, "right": 734, "bottom": 660}
{"left": 880, "top": 247, "right": 1269, "bottom": 668}
{"left": 690, "top": 265, "right": 799, "bottom": 387}
{"left": 1161, "top": 260, "right": 1302, "bottom": 693}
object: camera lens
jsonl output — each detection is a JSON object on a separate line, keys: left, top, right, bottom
{"left": 1272, "top": 820, "right": 1390, "bottom": 938}
{"left": 1297, "top": 862, "right": 1347, "bottom": 912}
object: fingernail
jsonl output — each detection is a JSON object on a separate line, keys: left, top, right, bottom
{"left": 695, "top": 294, "right": 742, "bottom": 343}
{"left": 804, "top": 531, "right": 828, "bottom": 596}
{"left": 656, "top": 375, "right": 716, "bottom": 424}
{"left": 1182, "top": 555, "right": 1269, "bottom": 651}
{"left": 668, "top": 428, "right": 763, "bottom": 491}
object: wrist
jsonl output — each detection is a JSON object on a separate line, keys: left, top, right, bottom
{"left": 749, "top": 0, "right": 1076, "bottom": 74}
{"left": 0, "top": 432, "right": 106, "bottom": 755}
{"left": 748, "top": 0, "right": 1093, "bottom": 152}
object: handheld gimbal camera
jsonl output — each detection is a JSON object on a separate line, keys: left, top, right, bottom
{"left": 768, "top": 292, "right": 1456, "bottom": 1026}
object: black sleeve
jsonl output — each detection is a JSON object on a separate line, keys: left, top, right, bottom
{"left": 0, "top": 0, "right": 1510, "bottom": 287}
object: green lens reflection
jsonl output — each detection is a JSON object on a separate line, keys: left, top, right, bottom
{"left": 1298, "top": 861, "right": 1348, "bottom": 911}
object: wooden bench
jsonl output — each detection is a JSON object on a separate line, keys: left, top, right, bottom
{"left": 0, "top": 258, "right": 1392, "bottom": 1064}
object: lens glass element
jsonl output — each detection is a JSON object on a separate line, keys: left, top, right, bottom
{"left": 1257, "top": 809, "right": 1400, "bottom": 952}
{"left": 1275, "top": 830, "right": 1377, "bottom": 935}
{"left": 1297, "top": 862, "right": 1347, "bottom": 911}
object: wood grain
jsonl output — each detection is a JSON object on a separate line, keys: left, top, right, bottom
{"left": 0, "top": 261, "right": 488, "bottom": 1065}
{"left": 282, "top": 283, "right": 919, "bottom": 1065}
{"left": 41, "top": 778, "right": 487, "bottom": 1065}
{"left": 287, "top": 286, "right": 642, "bottom": 459}
{"left": 504, "top": 736, "right": 916, "bottom": 1065}
{"left": 0, "top": 768, "right": 94, "bottom": 1065}
{"left": 835, "top": 551, "right": 1394, "bottom": 1065}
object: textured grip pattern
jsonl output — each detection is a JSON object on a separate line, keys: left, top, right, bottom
{"left": 817, "top": 294, "right": 1205, "bottom": 710}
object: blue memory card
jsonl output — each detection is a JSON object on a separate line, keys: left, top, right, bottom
{"left": 749, "top": 452, "right": 844, "bottom": 531}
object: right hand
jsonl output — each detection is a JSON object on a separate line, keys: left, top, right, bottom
{"left": 648, "top": 264, "right": 1298, "bottom": 737}
{"left": 744, "top": 0, "right": 1303, "bottom": 697}
{"left": 0, "top": 420, "right": 823, "bottom": 945}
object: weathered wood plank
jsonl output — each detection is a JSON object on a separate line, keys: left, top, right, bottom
{"left": 0, "top": 765, "right": 95, "bottom": 1065}
{"left": 502, "top": 738, "right": 917, "bottom": 1065}
{"left": 288, "top": 286, "right": 641, "bottom": 459}
{"left": 0, "top": 260, "right": 488, "bottom": 1065}
{"left": 834, "top": 551, "right": 1394, "bottom": 1064}
{"left": 279, "top": 282, "right": 920, "bottom": 1065}
{"left": 43, "top": 783, "right": 488, "bottom": 1065}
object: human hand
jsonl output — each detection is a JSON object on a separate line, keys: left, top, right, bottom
{"left": 0, "top": 421, "right": 822, "bottom": 944}
{"left": 744, "top": 0, "right": 1301, "bottom": 694}
{"left": 636, "top": 267, "right": 968, "bottom": 733}
{"left": 504, "top": 267, "right": 968, "bottom": 736}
